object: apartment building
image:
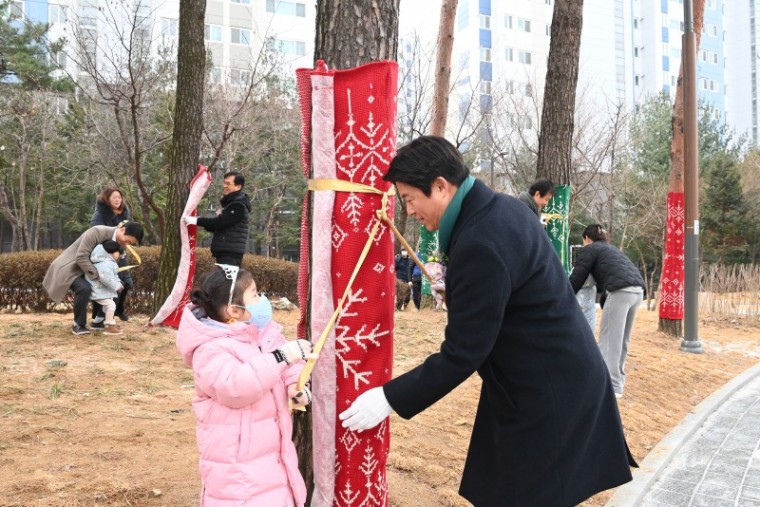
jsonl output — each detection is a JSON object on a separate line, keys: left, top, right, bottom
{"left": 14, "top": 0, "right": 315, "bottom": 87}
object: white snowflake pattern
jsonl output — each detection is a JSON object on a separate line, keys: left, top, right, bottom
{"left": 335, "top": 288, "right": 390, "bottom": 390}
{"left": 342, "top": 192, "right": 365, "bottom": 229}
{"left": 334, "top": 89, "right": 393, "bottom": 187}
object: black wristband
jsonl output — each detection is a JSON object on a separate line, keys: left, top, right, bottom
{"left": 273, "top": 349, "right": 288, "bottom": 364}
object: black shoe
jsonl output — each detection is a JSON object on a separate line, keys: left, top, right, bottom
{"left": 90, "top": 320, "right": 105, "bottom": 330}
{"left": 115, "top": 312, "right": 129, "bottom": 322}
{"left": 72, "top": 324, "right": 91, "bottom": 335}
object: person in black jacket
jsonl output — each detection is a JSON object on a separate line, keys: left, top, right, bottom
{"left": 90, "top": 186, "right": 134, "bottom": 322}
{"left": 517, "top": 178, "right": 554, "bottom": 217}
{"left": 394, "top": 249, "right": 414, "bottom": 310}
{"left": 569, "top": 224, "right": 645, "bottom": 399}
{"left": 183, "top": 171, "right": 251, "bottom": 266}
{"left": 339, "top": 136, "right": 635, "bottom": 506}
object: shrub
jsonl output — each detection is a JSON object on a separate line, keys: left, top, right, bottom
{"left": 0, "top": 247, "right": 299, "bottom": 314}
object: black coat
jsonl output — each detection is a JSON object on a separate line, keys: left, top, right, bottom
{"left": 383, "top": 181, "right": 634, "bottom": 506}
{"left": 394, "top": 254, "right": 414, "bottom": 283}
{"left": 91, "top": 200, "right": 133, "bottom": 286}
{"left": 197, "top": 190, "right": 251, "bottom": 258}
{"left": 569, "top": 240, "right": 645, "bottom": 295}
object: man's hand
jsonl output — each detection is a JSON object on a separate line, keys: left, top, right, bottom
{"left": 182, "top": 215, "right": 198, "bottom": 225}
{"left": 338, "top": 386, "right": 393, "bottom": 432}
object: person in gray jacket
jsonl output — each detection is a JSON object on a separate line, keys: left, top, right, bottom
{"left": 86, "top": 240, "right": 124, "bottom": 336}
{"left": 569, "top": 224, "right": 646, "bottom": 399}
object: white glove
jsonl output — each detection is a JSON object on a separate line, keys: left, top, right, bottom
{"left": 338, "top": 386, "right": 393, "bottom": 432}
{"left": 183, "top": 215, "right": 198, "bottom": 225}
{"left": 288, "top": 384, "right": 312, "bottom": 408}
{"left": 277, "top": 339, "right": 315, "bottom": 364}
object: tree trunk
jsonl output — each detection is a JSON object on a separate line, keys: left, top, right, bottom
{"left": 536, "top": 0, "right": 584, "bottom": 185}
{"left": 314, "top": 0, "right": 400, "bottom": 66}
{"left": 660, "top": 0, "right": 705, "bottom": 336}
{"left": 429, "top": 0, "right": 457, "bottom": 137}
{"left": 152, "top": 0, "right": 206, "bottom": 315}
{"left": 304, "top": 1, "right": 400, "bottom": 501}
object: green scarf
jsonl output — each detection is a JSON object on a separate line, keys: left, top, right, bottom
{"left": 438, "top": 175, "right": 476, "bottom": 255}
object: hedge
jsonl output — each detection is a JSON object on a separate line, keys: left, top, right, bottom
{"left": 0, "top": 247, "right": 299, "bottom": 315}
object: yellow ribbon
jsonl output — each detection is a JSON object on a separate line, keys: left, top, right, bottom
{"left": 117, "top": 245, "right": 142, "bottom": 272}
{"left": 294, "top": 179, "right": 436, "bottom": 410}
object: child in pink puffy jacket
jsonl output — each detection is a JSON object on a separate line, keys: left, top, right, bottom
{"left": 176, "top": 266, "right": 316, "bottom": 506}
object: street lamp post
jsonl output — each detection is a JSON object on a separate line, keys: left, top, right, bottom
{"left": 681, "top": 0, "right": 703, "bottom": 353}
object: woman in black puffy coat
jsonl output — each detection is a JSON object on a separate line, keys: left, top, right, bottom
{"left": 569, "top": 224, "right": 645, "bottom": 399}
{"left": 90, "top": 186, "right": 134, "bottom": 322}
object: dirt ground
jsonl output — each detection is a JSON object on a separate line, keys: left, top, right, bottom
{"left": 0, "top": 306, "right": 758, "bottom": 507}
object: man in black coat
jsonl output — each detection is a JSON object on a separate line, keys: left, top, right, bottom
{"left": 183, "top": 171, "right": 251, "bottom": 266}
{"left": 339, "top": 136, "right": 636, "bottom": 506}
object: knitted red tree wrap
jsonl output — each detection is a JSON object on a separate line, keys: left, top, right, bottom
{"left": 296, "top": 61, "right": 398, "bottom": 507}
{"left": 660, "top": 192, "right": 685, "bottom": 320}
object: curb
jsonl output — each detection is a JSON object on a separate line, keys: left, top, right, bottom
{"left": 604, "top": 360, "right": 760, "bottom": 507}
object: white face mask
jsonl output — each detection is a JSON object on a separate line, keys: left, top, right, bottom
{"left": 244, "top": 296, "right": 272, "bottom": 329}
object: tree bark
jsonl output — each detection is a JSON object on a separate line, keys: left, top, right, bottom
{"left": 152, "top": 0, "right": 206, "bottom": 315}
{"left": 429, "top": 0, "right": 457, "bottom": 137}
{"left": 314, "top": 0, "right": 400, "bottom": 67}
{"left": 536, "top": 0, "right": 584, "bottom": 185}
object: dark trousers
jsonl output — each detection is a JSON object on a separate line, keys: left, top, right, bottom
{"left": 215, "top": 254, "right": 243, "bottom": 267}
{"left": 71, "top": 275, "right": 92, "bottom": 328}
{"left": 412, "top": 277, "right": 422, "bottom": 309}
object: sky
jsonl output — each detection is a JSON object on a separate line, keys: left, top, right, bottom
{"left": 398, "top": 0, "right": 442, "bottom": 41}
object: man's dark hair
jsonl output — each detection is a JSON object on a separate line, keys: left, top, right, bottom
{"left": 123, "top": 222, "right": 144, "bottom": 244}
{"left": 384, "top": 136, "right": 469, "bottom": 196}
{"left": 529, "top": 178, "right": 555, "bottom": 198}
{"left": 224, "top": 171, "right": 245, "bottom": 188}
{"left": 582, "top": 224, "right": 609, "bottom": 242}
{"left": 101, "top": 239, "right": 120, "bottom": 254}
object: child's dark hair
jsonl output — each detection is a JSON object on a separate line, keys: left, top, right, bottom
{"left": 582, "top": 224, "right": 609, "bottom": 242}
{"left": 190, "top": 267, "right": 254, "bottom": 322}
{"left": 101, "top": 239, "right": 120, "bottom": 254}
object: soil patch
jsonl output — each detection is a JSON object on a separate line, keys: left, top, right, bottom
{"left": 0, "top": 308, "right": 757, "bottom": 506}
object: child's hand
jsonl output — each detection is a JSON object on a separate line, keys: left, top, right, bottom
{"left": 277, "top": 339, "right": 316, "bottom": 365}
{"left": 288, "top": 384, "right": 312, "bottom": 408}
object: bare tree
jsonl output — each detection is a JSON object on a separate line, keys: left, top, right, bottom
{"left": 152, "top": 0, "right": 206, "bottom": 314}
{"left": 659, "top": 0, "right": 706, "bottom": 336}
{"left": 429, "top": 0, "right": 458, "bottom": 137}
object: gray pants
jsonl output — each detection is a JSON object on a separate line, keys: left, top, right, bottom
{"left": 599, "top": 287, "right": 643, "bottom": 395}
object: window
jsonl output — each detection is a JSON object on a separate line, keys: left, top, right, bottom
{"left": 273, "top": 39, "right": 306, "bottom": 56}
{"left": 707, "top": 0, "right": 716, "bottom": 8}
{"left": 205, "top": 24, "right": 222, "bottom": 42}
{"left": 518, "top": 50, "right": 532, "bottom": 65}
{"left": 505, "top": 47, "right": 513, "bottom": 62}
{"left": 519, "top": 82, "right": 532, "bottom": 96}
{"left": 8, "top": 0, "right": 22, "bottom": 18}
{"left": 480, "top": 81, "right": 492, "bottom": 95}
{"left": 545, "top": 24, "right": 550, "bottom": 36}
{"left": 546, "top": 0, "right": 552, "bottom": 4}
{"left": 209, "top": 66, "right": 222, "bottom": 84}
{"left": 711, "top": 52, "right": 718, "bottom": 64}
{"left": 231, "top": 27, "right": 251, "bottom": 45}
{"left": 699, "top": 50, "right": 707, "bottom": 62}
{"left": 79, "top": 6, "right": 98, "bottom": 28}
{"left": 266, "top": 0, "right": 306, "bottom": 17}
{"left": 480, "top": 47, "right": 491, "bottom": 62}
{"left": 49, "top": 5, "right": 68, "bottom": 24}
{"left": 161, "top": 18, "right": 178, "bottom": 37}
{"left": 479, "top": 14, "right": 490, "bottom": 29}
{"left": 505, "top": 15, "right": 512, "bottom": 29}
{"left": 50, "top": 51, "right": 67, "bottom": 69}
{"left": 517, "top": 18, "right": 531, "bottom": 32}
{"left": 230, "top": 69, "right": 252, "bottom": 86}
{"left": 505, "top": 80, "right": 514, "bottom": 94}
{"left": 232, "top": 0, "right": 252, "bottom": 3}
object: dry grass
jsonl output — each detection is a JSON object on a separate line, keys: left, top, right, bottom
{"left": 0, "top": 306, "right": 757, "bottom": 506}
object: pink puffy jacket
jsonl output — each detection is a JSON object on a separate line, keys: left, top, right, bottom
{"left": 176, "top": 305, "right": 307, "bottom": 507}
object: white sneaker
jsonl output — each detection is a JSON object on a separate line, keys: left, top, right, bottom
{"left": 615, "top": 392, "right": 623, "bottom": 400}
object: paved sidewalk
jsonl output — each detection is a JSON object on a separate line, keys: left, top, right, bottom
{"left": 606, "top": 362, "right": 760, "bottom": 507}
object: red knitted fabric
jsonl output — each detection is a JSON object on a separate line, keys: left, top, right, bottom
{"left": 297, "top": 61, "right": 398, "bottom": 507}
{"left": 660, "top": 192, "right": 685, "bottom": 320}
